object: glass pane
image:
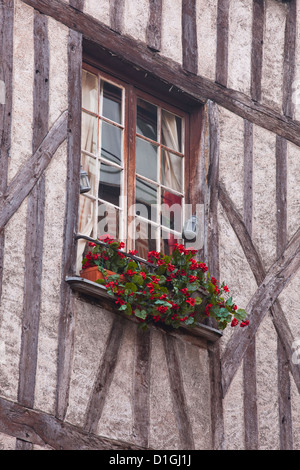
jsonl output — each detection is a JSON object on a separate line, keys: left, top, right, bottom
{"left": 161, "top": 149, "right": 183, "bottom": 192}
{"left": 82, "top": 70, "right": 98, "bottom": 114}
{"left": 136, "top": 137, "right": 158, "bottom": 182}
{"left": 97, "top": 201, "right": 120, "bottom": 240}
{"left": 78, "top": 194, "right": 95, "bottom": 235}
{"left": 82, "top": 112, "right": 97, "bottom": 154}
{"left": 101, "top": 121, "right": 122, "bottom": 165}
{"left": 102, "top": 81, "right": 122, "bottom": 124}
{"left": 135, "top": 218, "right": 157, "bottom": 259}
{"left": 137, "top": 98, "right": 157, "bottom": 141}
{"left": 161, "top": 228, "right": 183, "bottom": 256}
{"left": 161, "top": 190, "right": 182, "bottom": 232}
{"left": 81, "top": 153, "right": 97, "bottom": 197}
{"left": 161, "top": 109, "right": 182, "bottom": 153}
{"left": 99, "top": 162, "right": 121, "bottom": 207}
{"left": 135, "top": 177, "right": 157, "bottom": 222}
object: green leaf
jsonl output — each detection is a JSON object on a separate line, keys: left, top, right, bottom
{"left": 124, "top": 282, "right": 137, "bottom": 293}
{"left": 194, "top": 297, "right": 202, "bottom": 305}
{"left": 132, "top": 274, "right": 144, "bottom": 285}
{"left": 134, "top": 309, "right": 147, "bottom": 320}
{"left": 234, "top": 308, "right": 247, "bottom": 321}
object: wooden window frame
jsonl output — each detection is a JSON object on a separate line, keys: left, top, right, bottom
{"left": 81, "top": 54, "right": 204, "bottom": 256}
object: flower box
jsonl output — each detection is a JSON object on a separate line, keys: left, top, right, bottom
{"left": 80, "top": 266, "right": 125, "bottom": 283}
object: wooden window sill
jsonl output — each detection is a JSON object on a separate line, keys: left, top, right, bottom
{"left": 66, "top": 276, "right": 222, "bottom": 344}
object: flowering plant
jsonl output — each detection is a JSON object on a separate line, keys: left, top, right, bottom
{"left": 82, "top": 237, "right": 249, "bottom": 331}
{"left": 81, "top": 236, "right": 127, "bottom": 274}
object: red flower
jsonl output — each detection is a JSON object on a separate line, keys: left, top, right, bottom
{"left": 126, "top": 269, "right": 136, "bottom": 276}
{"left": 156, "top": 305, "right": 168, "bottom": 314}
{"left": 223, "top": 285, "right": 230, "bottom": 293}
{"left": 140, "top": 271, "right": 147, "bottom": 280}
{"left": 231, "top": 318, "right": 238, "bottom": 327}
{"left": 186, "top": 298, "right": 195, "bottom": 306}
{"left": 240, "top": 320, "right": 249, "bottom": 327}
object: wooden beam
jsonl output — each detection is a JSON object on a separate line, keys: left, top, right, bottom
{"left": 20, "top": 0, "right": 300, "bottom": 148}
{"left": 0, "top": 110, "right": 67, "bottom": 233}
{"left": 109, "top": 0, "right": 124, "bottom": 34}
{"left": 0, "top": 396, "right": 145, "bottom": 450}
{"left": 55, "top": 29, "right": 82, "bottom": 420}
{"left": 251, "top": 0, "right": 265, "bottom": 102}
{"left": 69, "top": 0, "right": 84, "bottom": 11}
{"left": 147, "top": 0, "right": 162, "bottom": 52}
{"left": 182, "top": 0, "right": 198, "bottom": 74}
{"left": 0, "top": 0, "right": 14, "bottom": 301}
{"left": 163, "top": 334, "right": 195, "bottom": 450}
{"left": 216, "top": 0, "right": 229, "bottom": 86}
{"left": 282, "top": 0, "right": 296, "bottom": 118}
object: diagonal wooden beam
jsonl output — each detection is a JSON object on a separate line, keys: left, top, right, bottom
{"left": 219, "top": 183, "right": 300, "bottom": 396}
{"left": 0, "top": 110, "right": 68, "bottom": 232}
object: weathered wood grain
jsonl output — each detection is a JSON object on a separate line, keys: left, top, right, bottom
{"left": 132, "top": 326, "right": 151, "bottom": 448}
{"left": 278, "top": 337, "right": 293, "bottom": 449}
{"left": 282, "top": 0, "right": 296, "bottom": 118}
{"left": 216, "top": 0, "right": 229, "bottom": 86}
{"left": 146, "top": 0, "right": 162, "bottom": 52}
{"left": 55, "top": 29, "right": 82, "bottom": 420}
{"left": 243, "top": 119, "right": 253, "bottom": 236}
{"left": 69, "top": 0, "right": 84, "bottom": 11}
{"left": 162, "top": 334, "right": 195, "bottom": 450}
{"left": 182, "top": 0, "right": 198, "bottom": 74}
{"left": 0, "top": 0, "right": 14, "bottom": 302}
{"left": 109, "top": 0, "right": 124, "bottom": 34}
{"left": 0, "top": 396, "right": 145, "bottom": 450}
{"left": 84, "top": 317, "right": 125, "bottom": 433}
{"left": 20, "top": 0, "right": 300, "bottom": 148}
{"left": 0, "top": 110, "right": 67, "bottom": 233}
{"left": 251, "top": 0, "right": 264, "bottom": 102}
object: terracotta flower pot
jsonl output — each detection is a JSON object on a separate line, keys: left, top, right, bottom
{"left": 80, "top": 266, "right": 124, "bottom": 283}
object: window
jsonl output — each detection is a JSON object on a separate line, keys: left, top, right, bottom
{"left": 77, "top": 64, "right": 195, "bottom": 271}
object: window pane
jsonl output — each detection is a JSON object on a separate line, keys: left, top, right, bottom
{"left": 135, "top": 218, "right": 157, "bottom": 259}
{"left": 81, "top": 153, "right": 97, "bottom": 197}
{"left": 101, "top": 121, "right": 122, "bottom": 165}
{"left": 99, "top": 162, "right": 121, "bottom": 207}
{"left": 97, "top": 201, "right": 120, "bottom": 240}
{"left": 161, "top": 190, "right": 182, "bottom": 232}
{"left": 136, "top": 137, "right": 158, "bottom": 182}
{"left": 137, "top": 98, "right": 157, "bottom": 141}
{"left": 161, "top": 149, "right": 183, "bottom": 192}
{"left": 161, "top": 109, "right": 182, "bottom": 153}
{"left": 102, "top": 81, "right": 122, "bottom": 124}
{"left": 161, "top": 229, "right": 183, "bottom": 256}
{"left": 78, "top": 194, "right": 95, "bottom": 236}
{"left": 135, "top": 177, "right": 157, "bottom": 222}
{"left": 82, "top": 112, "right": 97, "bottom": 154}
{"left": 82, "top": 70, "right": 98, "bottom": 114}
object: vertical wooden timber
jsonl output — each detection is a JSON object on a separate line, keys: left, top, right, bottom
{"left": 84, "top": 317, "right": 125, "bottom": 433}
{"left": 275, "top": 135, "right": 293, "bottom": 449}
{"left": 110, "top": 0, "right": 125, "bottom": 34}
{"left": 162, "top": 334, "right": 195, "bottom": 450}
{"left": 0, "top": 0, "right": 14, "bottom": 302}
{"left": 242, "top": 120, "right": 259, "bottom": 450}
{"left": 147, "top": 0, "right": 162, "bottom": 52}
{"left": 55, "top": 28, "right": 82, "bottom": 420}
{"left": 69, "top": 0, "right": 84, "bottom": 10}
{"left": 215, "top": 0, "right": 229, "bottom": 87}
{"left": 182, "top": 0, "right": 198, "bottom": 74}
{"left": 132, "top": 327, "right": 151, "bottom": 448}
{"left": 17, "top": 10, "right": 49, "bottom": 450}
{"left": 206, "top": 101, "right": 225, "bottom": 450}
{"left": 251, "top": 0, "right": 264, "bottom": 102}
{"left": 282, "top": 0, "right": 296, "bottom": 118}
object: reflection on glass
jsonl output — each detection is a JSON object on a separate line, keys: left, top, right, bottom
{"left": 161, "top": 149, "right": 183, "bottom": 192}
{"left": 82, "top": 112, "right": 97, "bottom": 154}
{"left": 137, "top": 98, "right": 157, "bottom": 141}
{"left": 99, "top": 162, "right": 121, "bottom": 207}
{"left": 82, "top": 70, "right": 98, "bottom": 114}
{"left": 102, "top": 81, "right": 122, "bottom": 124}
{"left": 78, "top": 194, "right": 94, "bottom": 235}
{"left": 161, "top": 190, "right": 182, "bottom": 231}
{"left": 101, "top": 121, "right": 122, "bottom": 165}
{"left": 81, "top": 153, "right": 97, "bottom": 197}
{"left": 161, "top": 109, "right": 182, "bottom": 153}
{"left": 136, "top": 177, "right": 157, "bottom": 222}
{"left": 136, "top": 137, "right": 158, "bottom": 182}
{"left": 135, "top": 218, "right": 157, "bottom": 259}
{"left": 161, "top": 228, "right": 182, "bottom": 256}
{"left": 97, "top": 201, "right": 120, "bottom": 240}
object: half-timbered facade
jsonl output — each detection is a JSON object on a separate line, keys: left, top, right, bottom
{"left": 0, "top": 0, "right": 300, "bottom": 450}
